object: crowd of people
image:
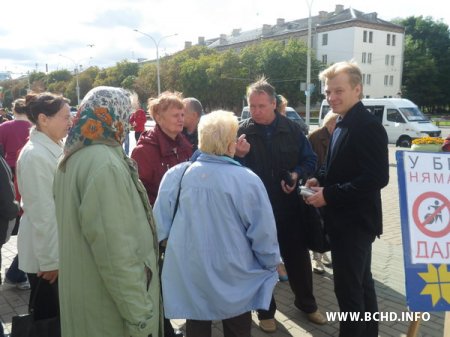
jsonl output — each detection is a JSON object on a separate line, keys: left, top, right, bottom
{"left": 1, "top": 60, "right": 447, "bottom": 337}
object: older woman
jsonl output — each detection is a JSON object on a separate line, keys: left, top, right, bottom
{"left": 54, "top": 87, "right": 162, "bottom": 337}
{"left": 131, "top": 91, "right": 192, "bottom": 207}
{"left": 16, "top": 92, "right": 72, "bottom": 320}
{"left": 154, "top": 110, "right": 281, "bottom": 337}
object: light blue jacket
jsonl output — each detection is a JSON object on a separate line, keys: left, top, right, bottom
{"left": 154, "top": 152, "right": 280, "bottom": 320}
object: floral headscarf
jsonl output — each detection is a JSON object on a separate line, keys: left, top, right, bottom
{"left": 61, "top": 86, "right": 132, "bottom": 165}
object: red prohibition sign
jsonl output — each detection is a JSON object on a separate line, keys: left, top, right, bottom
{"left": 412, "top": 191, "right": 450, "bottom": 238}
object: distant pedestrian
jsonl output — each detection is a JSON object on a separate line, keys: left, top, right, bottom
{"left": 0, "top": 108, "right": 13, "bottom": 124}
{"left": 0, "top": 98, "right": 32, "bottom": 289}
{"left": 154, "top": 110, "right": 280, "bottom": 337}
{"left": 276, "top": 94, "right": 288, "bottom": 116}
{"left": 0, "top": 98, "right": 32, "bottom": 174}
{"left": 130, "top": 106, "right": 147, "bottom": 141}
{"left": 305, "top": 61, "right": 389, "bottom": 337}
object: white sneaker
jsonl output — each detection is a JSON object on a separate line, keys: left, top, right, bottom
{"left": 312, "top": 259, "right": 325, "bottom": 274}
{"left": 4, "top": 276, "right": 30, "bottom": 290}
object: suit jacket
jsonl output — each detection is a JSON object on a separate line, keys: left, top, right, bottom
{"left": 318, "top": 101, "right": 389, "bottom": 237}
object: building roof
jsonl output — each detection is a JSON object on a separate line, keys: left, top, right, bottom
{"left": 206, "top": 6, "right": 404, "bottom": 49}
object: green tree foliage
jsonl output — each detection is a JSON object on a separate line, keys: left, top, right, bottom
{"left": 400, "top": 16, "right": 450, "bottom": 112}
{"left": 47, "top": 70, "right": 72, "bottom": 84}
{"left": 134, "top": 63, "right": 158, "bottom": 104}
{"left": 93, "top": 60, "right": 139, "bottom": 87}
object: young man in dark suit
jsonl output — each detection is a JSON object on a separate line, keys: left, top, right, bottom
{"left": 305, "top": 61, "right": 389, "bottom": 337}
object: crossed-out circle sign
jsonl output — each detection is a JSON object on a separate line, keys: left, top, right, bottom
{"left": 412, "top": 191, "right": 450, "bottom": 238}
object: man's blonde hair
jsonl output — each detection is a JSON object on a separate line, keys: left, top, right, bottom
{"left": 319, "top": 61, "right": 364, "bottom": 99}
{"left": 198, "top": 110, "right": 238, "bottom": 155}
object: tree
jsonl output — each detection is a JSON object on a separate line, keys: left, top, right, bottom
{"left": 399, "top": 16, "right": 450, "bottom": 112}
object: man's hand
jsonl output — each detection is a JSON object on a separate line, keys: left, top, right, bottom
{"left": 37, "top": 270, "right": 58, "bottom": 284}
{"left": 235, "top": 134, "right": 250, "bottom": 158}
{"left": 281, "top": 171, "right": 298, "bottom": 194}
{"left": 304, "top": 178, "right": 327, "bottom": 207}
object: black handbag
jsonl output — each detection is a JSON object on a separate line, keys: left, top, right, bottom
{"left": 11, "top": 279, "right": 61, "bottom": 337}
{"left": 300, "top": 199, "right": 331, "bottom": 253}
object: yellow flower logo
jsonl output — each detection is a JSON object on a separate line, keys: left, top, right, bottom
{"left": 81, "top": 118, "right": 104, "bottom": 140}
{"left": 418, "top": 264, "right": 450, "bottom": 306}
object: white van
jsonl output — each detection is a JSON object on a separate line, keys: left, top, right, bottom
{"left": 319, "top": 98, "right": 441, "bottom": 147}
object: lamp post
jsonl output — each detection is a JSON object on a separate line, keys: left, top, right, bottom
{"left": 133, "top": 29, "right": 178, "bottom": 95}
{"left": 305, "top": 0, "right": 313, "bottom": 126}
{"left": 59, "top": 54, "right": 80, "bottom": 105}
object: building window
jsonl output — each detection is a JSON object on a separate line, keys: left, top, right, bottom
{"left": 367, "top": 74, "right": 371, "bottom": 85}
{"left": 369, "top": 31, "right": 373, "bottom": 43}
{"left": 387, "top": 34, "right": 391, "bottom": 45}
{"left": 322, "top": 33, "right": 328, "bottom": 46}
{"left": 368, "top": 53, "right": 372, "bottom": 64}
{"left": 362, "top": 52, "right": 367, "bottom": 63}
{"left": 391, "top": 55, "right": 395, "bottom": 66}
{"left": 392, "top": 34, "right": 396, "bottom": 46}
{"left": 384, "top": 75, "right": 389, "bottom": 86}
{"left": 389, "top": 75, "right": 394, "bottom": 86}
{"left": 363, "top": 30, "right": 367, "bottom": 42}
{"left": 322, "top": 54, "right": 327, "bottom": 64}
{"left": 362, "top": 73, "right": 366, "bottom": 84}
{"left": 385, "top": 55, "right": 389, "bottom": 65}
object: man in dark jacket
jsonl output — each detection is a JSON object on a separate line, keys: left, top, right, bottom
{"left": 182, "top": 97, "right": 203, "bottom": 151}
{"left": 306, "top": 61, "right": 389, "bottom": 337}
{"left": 235, "top": 77, "right": 324, "bottom": 333}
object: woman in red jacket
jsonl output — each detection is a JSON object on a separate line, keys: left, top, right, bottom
{"left": 131, "top": 91, "right": 192, "bottom": 206}
{"left": 131, "top": 91, "right": 191, "bottom": 337}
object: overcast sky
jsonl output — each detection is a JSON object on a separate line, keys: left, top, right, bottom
{"left": 1, "top": 0, "right": 448, "bottom": 78}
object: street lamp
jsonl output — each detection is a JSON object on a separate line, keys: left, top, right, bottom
{"left": 59, "top": 54, "right": 80, "bottom": 105}
{"left": 305, "top": 0, "right": 313, "bottom": 126}
{"left": 133, "top": 29, "right": 178, "bottom": 95}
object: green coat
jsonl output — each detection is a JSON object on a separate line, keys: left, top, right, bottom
{"left": 54, "top": 144, "right": 161, "bottom": 337}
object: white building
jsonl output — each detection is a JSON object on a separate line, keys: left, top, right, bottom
{"left": 199, "top": 5, "right": 405, "bottom": 98}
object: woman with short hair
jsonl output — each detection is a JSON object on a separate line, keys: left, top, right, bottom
{"left": 131, "top": 91, "right": 192, "bottom": 206}
{"left": 154, "top": 110, "right": 281, "bottom": 337}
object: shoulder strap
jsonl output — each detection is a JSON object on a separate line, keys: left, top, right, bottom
{"left": 171, "top": 162, "right": 192, "bottom": 222}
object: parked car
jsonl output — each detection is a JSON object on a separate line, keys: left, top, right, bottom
{"left": 241, "top": 106, "right": 309, "bottom": 135}
{"left": 319, "top": 98, "right": 441, "bottom": 147}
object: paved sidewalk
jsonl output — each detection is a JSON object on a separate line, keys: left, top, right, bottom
{"left": 0, "top": 144, "right": 445, "bottom": 336}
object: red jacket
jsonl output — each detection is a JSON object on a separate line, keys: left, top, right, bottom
{"left": 131, "top": 125, "right": 192, "bottom": 205}
{"left": 129, "top": 109, "right": 147, "bottom": 132}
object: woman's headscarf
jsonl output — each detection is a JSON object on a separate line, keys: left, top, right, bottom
{"left": 62, "top": 86, "right": 132, "bottom": 165}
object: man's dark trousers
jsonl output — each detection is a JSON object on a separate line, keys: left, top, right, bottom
{"left": 330, "top": 227, "right": 378, "bottom": 337}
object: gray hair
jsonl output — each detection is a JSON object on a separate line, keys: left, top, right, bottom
{"left": 183, "top": 97, "right": 203, "bottom": 117}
